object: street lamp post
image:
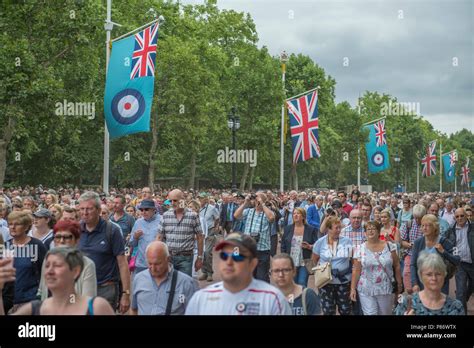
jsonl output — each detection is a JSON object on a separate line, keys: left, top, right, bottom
{"left": 228, "top": 107, "right": 240, "bottom": 192}
{"left": 279, "top": 50, "right": 288, "bottom": 193}
{"left": 394, "top": 152, "right": 401, "bottom": 192}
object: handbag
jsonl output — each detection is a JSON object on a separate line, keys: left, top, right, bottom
{"left": 128, "top": 246, "right": 138, "bottom": 272}
{"left": 312, "top": 238, "right": 337, "bottom": 289}
{"left": 312, "top": 262, "right": 332, "bottom": 289}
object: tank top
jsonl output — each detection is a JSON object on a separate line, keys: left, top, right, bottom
{"left": 30, "top": 297, "right": 96, "bottom": 315}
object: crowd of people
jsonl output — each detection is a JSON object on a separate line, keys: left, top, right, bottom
{"left": 0, "top": 184, "right": 472, "bottom": 316}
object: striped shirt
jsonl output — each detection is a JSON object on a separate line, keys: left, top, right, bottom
{"left": 158, "top": 208, "right": 203, "bottom": 253}
{"left": 341, "top": 225, "right": 365, "bottom": 247}
{"left": 400, "top": 219, "right": 422, "bottom": 256}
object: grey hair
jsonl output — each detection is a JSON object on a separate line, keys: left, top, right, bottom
{"left": 417, "top": 252, "right": 447, "bottom": 284}
{"left": 46, "top": 247, "right": 84, "bottom": 281}
{"left": 412, "top": 204, "right": 427, "bottom": 218}
{"left": 316, "top": 195, "right": 324, "bottom": 201}
{"left": 78, "top": 191, "right": 101, "bottom": 209}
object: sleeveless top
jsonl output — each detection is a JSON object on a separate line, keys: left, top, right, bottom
{"left": 30, "top": 297, "right": 96, "bottom": 315}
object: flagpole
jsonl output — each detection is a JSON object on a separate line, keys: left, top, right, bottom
{"left": 286, "top": 86, "right": 320, "bottom": 101}
{"left": 439, "top": 141, "right": 442, "bottom": 192}
{"left": 112, "top": 18, "right": 161, "bottom": 42}
{"left": 103, "top": 0, "right": 113, "bottom": 195}
{"left": 362, "top": 116, "right": 386, "bottom": 126}
{"left": 454, "top": 165, "right": 457, "bottom": 192}
{"left": 357, "top": 95, "right": 361, "bottom": 189}
{"left": 279, "top": 51, "right": 288, "bottom": 193}
{"left": 417, "top": 156, "right": 420, "bottom": 193}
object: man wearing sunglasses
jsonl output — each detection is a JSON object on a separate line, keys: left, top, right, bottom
{"left": 337, "top": 191, "right": 353, "bottom": 216}
{"left": 445, "top": 207, "right": 473, "bottom": 313}
{"left": 185, "top": 233, "right": 291, "bottom": 315}
{"left": 129, "top": 200, "right": 162, "bottom": 278}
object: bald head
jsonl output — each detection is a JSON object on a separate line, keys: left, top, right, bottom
{"left": 350, "top": 209, "right": 362, "bottom": 229}
{"left": 454, "top": 207, "right": 468, "bottom": 227}
{"left": 168, "top": 189, "right": 184, "bottom": 210}
{"left": 146, "top": 241, "right": 169, "bottom": 259}
{"left": 146, "top": 241, "right": 170, "bottom": 278}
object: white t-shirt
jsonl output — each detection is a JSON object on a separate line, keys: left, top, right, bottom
{"left": 185, "top": 278, "right": 291, "bottom": 315}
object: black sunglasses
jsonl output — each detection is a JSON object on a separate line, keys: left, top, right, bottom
{"left": 219, "top": 251, "right": 247, "bottom": 262}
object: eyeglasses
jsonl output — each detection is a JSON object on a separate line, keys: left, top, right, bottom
{"left": 270, "top": 268, "right": 293, "bottom": 275}
{"left": 219, "top": 251, "right": 247, "bottom": 262}
{"left": 54, "top": 234, "right": 74, "bottom": 241}
{"left": 455, "top": 215, "right": 465, "bottom": 218}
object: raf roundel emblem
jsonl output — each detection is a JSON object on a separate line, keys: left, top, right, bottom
{"left": 236, "top": 302, "right": 246, "bottom": 313}
{"left": 371, "top": 151, "right": 385, "bottom": 167}
{"left": 111, "top": 88, "right": 146, "bottom": 125}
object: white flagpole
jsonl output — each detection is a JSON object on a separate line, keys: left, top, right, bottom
{"left": 357, "top": 95, "right": 361, "bottom": 188}
{"left": 103, "top": 0, "right": 112, "bottom": 195}
{"left": 279, "top": 52, "right": 288, "bottom": 193}
{"left": 417, "top": 158, "right": 420, "bottom": 193}
{"left": 439, "top": 141, "right": 442, "bottom": 192}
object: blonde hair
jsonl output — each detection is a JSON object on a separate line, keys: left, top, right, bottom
{"left": 7, "top": 211, "right": 33, "bottom": 231}
{"left": 326, "top": 216, "right": 341, "bottom": 230}
{"left": 421, "top": 214, "right": 439, "bottom": 235}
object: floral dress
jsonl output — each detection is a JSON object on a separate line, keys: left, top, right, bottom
{"left": 354, "top": 242, "right": 396, "bottom": 296}
{"left": 290, "top": 235, "right": 304, "bottom": 267}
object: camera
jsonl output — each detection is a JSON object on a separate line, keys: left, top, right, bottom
{"left": 250, "top": 231, "right": 260, "bottom": 243}
{"left": 250, "top": 193, "right": 257, "bottom": 199}
{"left": 326, "top": 207, "right": 336, "bottom": 216}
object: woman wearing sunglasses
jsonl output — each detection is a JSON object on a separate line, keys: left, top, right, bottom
{"left": 0, "top": 247, "right": 113, "bottom": 315}
{"left": 37, "top": 220, "right": 97, "bottom": 300}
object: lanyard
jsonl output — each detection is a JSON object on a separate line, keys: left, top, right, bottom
{"left": 200, "top": 205, "right": 209, "bottom": 218}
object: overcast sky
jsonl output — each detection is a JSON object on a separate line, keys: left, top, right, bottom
{"left": 183, "top": 0, "right": 473, "bottom": 135}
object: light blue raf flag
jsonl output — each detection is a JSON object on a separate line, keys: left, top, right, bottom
{"left": 442, "top": 152, "right": 456, "bottom": 183}
{"left": 104, "top": 23, "right": 159, "bottom": 138}
{"left": 364, "top": 119, "right": 390, "bottom": 174}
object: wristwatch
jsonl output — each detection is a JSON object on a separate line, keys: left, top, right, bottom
{"left": 122, "top": 290, "right": 130, "bottom": 295}
{"left": 197, "top": 255, "right": 203, "bottom": 260}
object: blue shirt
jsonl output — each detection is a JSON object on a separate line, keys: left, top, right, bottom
{"left": 131, "top": 267, "right": 199, "bottom": 315}
{"left": 110, "top": 212, "right": 135, "bottom": 238}
{"left": 313, "top": 235, "right": 353, "bottom": 284}
{"left": 78, "top": 218, "right": 125, "bottom": 285}
{"left": 5, "top": 238, "right": 46, "bottom": 304}
{"left": 129, "top": 213, "right": 161, "bottom": 268}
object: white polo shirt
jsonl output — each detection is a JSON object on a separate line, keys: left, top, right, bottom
{"left": 185, "top": 278, "right": 291, "bottom": 315}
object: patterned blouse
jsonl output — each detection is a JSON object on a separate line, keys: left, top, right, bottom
{"left": 354, "top": 242, "right": 396, "bottom": 296}
{"left": 395, "top": 293, "right": 465, "bottom": 315}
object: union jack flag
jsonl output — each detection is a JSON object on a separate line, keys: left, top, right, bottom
{"left": 421, "top": 140, "right": 437, "bottom": 177}
{"left": 374, "top": 119, "right": 387, "bottom": 147}
{"left": 461, "top": 158, "right": 470, "bottom": 186}
{"left": 131, "top": 23, "right": 159, "bottom": 79}
{"left": 449, "top": 151, "right": 458, "bottom": 167}
{"left": 286, "top": 90, "right": 320, "bottom": 163}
